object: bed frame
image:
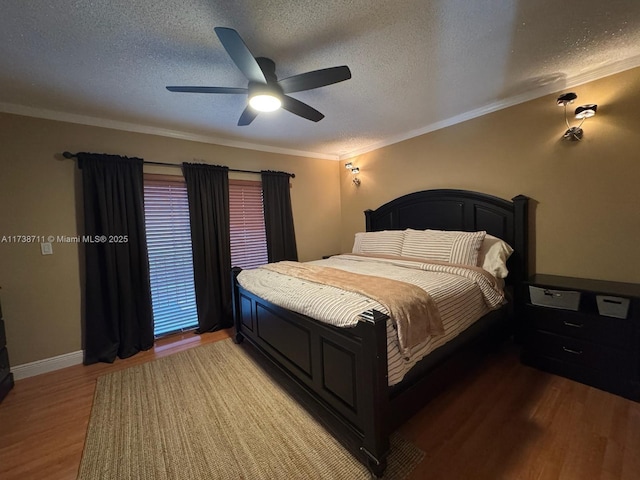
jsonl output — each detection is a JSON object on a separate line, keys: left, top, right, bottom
{"left": 231, "top": 189, "right": 529, "bottom": 477}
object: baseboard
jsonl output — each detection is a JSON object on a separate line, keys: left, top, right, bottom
{"left": 12, "top": 350, "right": 84, "bottom": 380}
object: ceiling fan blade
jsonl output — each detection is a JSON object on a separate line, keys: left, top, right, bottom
{"left": 281, "top": 95, "right": 324, "bottom": 122}
{"left": 214, "top": 27, "right": 267, "bottom": 84}
{"left": 166, "top": 86, "right": 247, "bottom": 94}
{"left": 278, "top": 66, "right": 351, "bottom": 94}
{"left": 238, "top": 106, "right": 259, "bottom": 126}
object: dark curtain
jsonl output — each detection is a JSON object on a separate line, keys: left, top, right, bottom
{"left": 261, "top": 171, "right": 298, "bottom": 262}
{"left": 182, "top": 163, "right": 232, "bottom": 332}
{"left": 78, "top": 153, "right": 154, "bottom": 364}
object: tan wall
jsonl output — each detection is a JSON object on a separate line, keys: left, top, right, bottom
{"left": 0, "top": 114, "right": 342, "bottom": 365}
{"left": 340, "top": 67, "right": 640, "bottom": 285}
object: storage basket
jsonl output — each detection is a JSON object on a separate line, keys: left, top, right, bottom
{"left": 529, "top": 286, "right": 581, "bottom": 311}
{"left": 596, "top": 295, "right": 630, "bottom": 319}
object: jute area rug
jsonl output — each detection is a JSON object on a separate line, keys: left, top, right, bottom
{"left": 79, "top": 338, "right": 424, "bottom": 480}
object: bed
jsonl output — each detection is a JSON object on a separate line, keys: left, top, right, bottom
{"left": 231, "top": 189, "right": 529, "bottom": 477}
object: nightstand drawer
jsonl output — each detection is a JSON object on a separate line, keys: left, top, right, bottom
{"left": 525, "top": 305, "right": 633, "bottom": 349}
{"left": 528, "top": 331, "right": 633, "bottom": 376}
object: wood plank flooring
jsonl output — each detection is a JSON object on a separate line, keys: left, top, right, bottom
{"left": 399, "top": 343, "right": 640, "bottom": 480}
{"left": 0, "top": 329, "right": 232, "bottom": 480}
{"left": 1, "top": 332, "right": 638, "bottom": 480}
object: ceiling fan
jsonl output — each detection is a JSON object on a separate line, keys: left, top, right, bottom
{"left": 166, "top": 27, "right": 352, "bottom": 126}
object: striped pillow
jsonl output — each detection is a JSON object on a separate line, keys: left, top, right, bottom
{"left": 401, "top": 229, "right": 486, "bottom": 266}
{"left": 352, "top": 230, "right": 405, "bottom": 256}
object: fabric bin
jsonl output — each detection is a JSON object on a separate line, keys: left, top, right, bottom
{"left": 529, "top": 286, "right": 581, "bottom": 311}
{"left": 596, "top": 295, "right": 630, "bottom": 319}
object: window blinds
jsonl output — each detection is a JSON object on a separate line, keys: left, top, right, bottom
{"left": 143, "top": 175, "right": 198, "bottom": 336}
{"left": 142, "top": 175, "right": 267, "bottom": 337}
{"left": 229, "top": 180, "right": 268, "bottom": 269}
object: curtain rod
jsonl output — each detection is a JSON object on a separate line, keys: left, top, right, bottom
{"left": 61, "top": 152, "right": 295, "bottom": 178}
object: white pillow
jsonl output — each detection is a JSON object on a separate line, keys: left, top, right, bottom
{"left": 477, "top": 234, "right": 514, "bottom": 278}
{"left": 401, "top": 229, "right": 486, "bottom": 266}
{"left": 352, "top": 230, "right": 405, "bottom": 256}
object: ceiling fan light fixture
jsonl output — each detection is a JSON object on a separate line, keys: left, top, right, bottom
{"left": 249, "top": 93, "right": 282, "bottom": 112}
{"left": 167, "top": 28, "right": 351, "bottom": 125}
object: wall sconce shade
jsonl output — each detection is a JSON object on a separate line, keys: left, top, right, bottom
{"left": 574, "top": 104, "right": 597, "bottom": 119}
{"left": 557, "top": 92, "right": 577, "bottom": 106}
{"left": 557, "top": 92, "right": 597, "bottom": 141}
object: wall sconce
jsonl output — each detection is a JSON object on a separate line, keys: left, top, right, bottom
{"left": 557, "top": 92, "right": 598, "bottom": 141}
{"left": 345, "top": 162, "right": 361, "bottom": 186}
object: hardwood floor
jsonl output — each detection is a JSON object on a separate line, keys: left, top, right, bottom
{"left": 0, "top": 329, "right": 232, "bottom": 480}
{"left": 399, "top": 344, "right": 640, "bottom": 480}
{"left": 1, "top": 332, "right": 638, "bottom": 480}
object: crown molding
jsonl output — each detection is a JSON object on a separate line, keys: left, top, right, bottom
{"left": 2, "top": 55, "right": 639, "bottom": 163}
{"left": 0, "top": 102, "right": 339, "bottom": 161}
{"left": 339, "top": 56, "right": 640, "bottom": 160}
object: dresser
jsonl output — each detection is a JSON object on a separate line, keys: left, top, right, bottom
{"left": 521, "top": 274, "right": 640, "bottom": 401}
{"left": 0, "top": 295, "right": 14, "bottom": 403}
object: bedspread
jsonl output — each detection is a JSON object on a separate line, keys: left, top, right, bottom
{"left": 262, "top": 261, "right": 444, "bottom": 356}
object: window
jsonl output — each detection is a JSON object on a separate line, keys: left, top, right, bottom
{"left": 143, "top": 174, "right": 198, "bottom": 337}
{"left": 229, "top": 180, "right": 268, "bottom": 269}
{"left": 142, "top": 175, "right": 267, "bottom": 337}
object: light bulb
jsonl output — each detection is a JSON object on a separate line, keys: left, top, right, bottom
{"left": 249, "top": 94, "right": 281, "bottom": 112}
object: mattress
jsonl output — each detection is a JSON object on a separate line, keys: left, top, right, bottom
{"left": 236, "top": 254, "right": 504, "bottom": 385}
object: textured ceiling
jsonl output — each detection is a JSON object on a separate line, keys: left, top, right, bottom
{"left": 2, "top": 0, "right": 640, "bottom": 159}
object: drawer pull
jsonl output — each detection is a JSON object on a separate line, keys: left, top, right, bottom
{"left": 562, "top": 346, "right": 583, "bottom": 355}
{"left": 562, "top": 321, "right": 584, "bottom": 328}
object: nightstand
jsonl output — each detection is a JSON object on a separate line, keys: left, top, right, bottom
{"left": 521, "top": 274, "right": 640, "bottom": 401}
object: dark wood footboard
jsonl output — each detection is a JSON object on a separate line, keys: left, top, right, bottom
{"left": 231, "top": 267, "right": 391, "bottom": 476}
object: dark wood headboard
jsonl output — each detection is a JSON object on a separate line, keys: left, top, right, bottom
{"left": 364, "top": 189, "right": 529, "bottom": 287}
